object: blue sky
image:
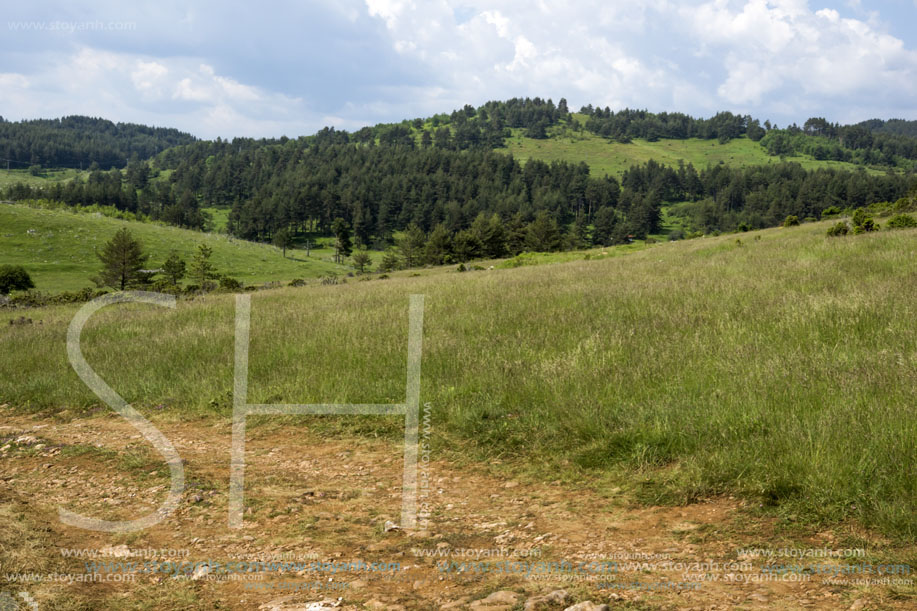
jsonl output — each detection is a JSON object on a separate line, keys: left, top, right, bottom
{"left": 1, "top": 0, "right": 915, "bottom": 138}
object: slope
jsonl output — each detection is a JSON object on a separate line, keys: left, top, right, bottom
{"left": 497, "top": 126, "right": 887, "bottom": 178}
{"left": 0, "top": 202, "right": 354, "bottom": 292}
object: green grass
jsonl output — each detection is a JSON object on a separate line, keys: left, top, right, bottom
{"left": 498, "top": 130, "right": 886, "bottom": 178}
{"left": 201, "top": 206, "right": 230, "bottom": 233}
{"left": 0, "top": 168, "right": 85, "bottom": 189}
{"left": 2, "top": 221, "right": 916, "bottom": 537}
{"left": 0, "top": 202, "right": 358, "bottom": 291}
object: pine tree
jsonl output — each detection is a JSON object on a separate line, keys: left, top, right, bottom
{"left": 592, "top": 207, "right": 618, "bottom": 246}
{"left": 331, "top": 218, "right": 353, "bottom": 263}
{"left": 93, "top": 227, "right": 148, "bottom": 290}
{"left": 525, "top": 211, "right": 562, "bottom": 252}
{"left": 351, "top": 250, "right": 372, "bottom": 273}
{"left": 273, "top": 227, "right": 293, "bottom": 257}
{"left": 190, "top": 244, "right": 218, "bottom": 288}
{"left": 424, "top": 223, "right": 453, "bottom": 265}
{"left": 397, "top": 223, "right": 426, "bottom": 268}
{"left": 379, "top": 249, "right": 401, "bottom": 272}
{"left": 161, "top": 251, "right": 186, "bottom": 286}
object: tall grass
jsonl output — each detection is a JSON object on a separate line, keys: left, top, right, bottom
{"left": 2, "top": 222, "right": 915, "bottom": 535}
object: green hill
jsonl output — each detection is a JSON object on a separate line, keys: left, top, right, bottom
{"left": 0, "top": 202, "right": 356, "bottom": 292}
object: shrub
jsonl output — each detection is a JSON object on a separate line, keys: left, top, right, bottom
{"left": 783, "top": 215, "right": 800, "bottom": 227}
{"left": 821, "top": 206, "right": 842, "bottom": 218}
{"left": 886, "top": 214, "right": 917, "bottom": 229}
{"left": 852, "top": 219, "right": 879, "bottom": 234}
{"left": 826, "top": 221, "right": 849, "bottom": 237}
{"left": 0, "top": 265, "right": 35, "bottom": 295}
{"left": 4, "top": 287, "right": 108, "bottom": 308}
{"left": 288, "top": 278, "right": 306, "bottom": 287}
{"left": 456, "top": 263, "right": 466, "bottom": 272}
{"left": 219, "top": 276, "right": 242, "bottom": 291}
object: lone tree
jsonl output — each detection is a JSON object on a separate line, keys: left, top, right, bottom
{"left": 351, "top": 250, "right": 372, "bottom": 274}
{"left": 190, "top": 244, "right": 219, "bottom": 288}
{"left": 161, "top": 251, "right": 186, "bottom": 286}
{"left": 331, "top": 218, "right": 352, "bottom": 264}
{"left": 273, "top": 227, "right": 293, "bottom": 258}
{"left": 93, "top": 227, "right": 148, "bottom": 290}
{"left": 0, "top": 265, "right": 34, "bottom": 295}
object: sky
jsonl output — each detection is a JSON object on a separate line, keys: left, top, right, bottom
{"left": 1, "top": 0, "right": 915, "bottom": 139}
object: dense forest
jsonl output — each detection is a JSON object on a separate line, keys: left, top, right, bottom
{"left": 3, "top": 99, "right": 916, "bottom": 254}
{"left": 0, "top": 116, "right": 196, "bottom": 170}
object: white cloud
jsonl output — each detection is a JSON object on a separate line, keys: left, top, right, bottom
{"left": 359, "top": 0, "right": 689, "bottom": 115}
{"left": 686, "top": 0, "right": 917, "bottom": 109}
{"left": 3, "top": 47, "right": 315, "bottom": 138}
{"left": 4, "top": 0, "right": 917, "bottom": 137}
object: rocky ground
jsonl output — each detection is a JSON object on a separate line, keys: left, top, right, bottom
{"left": 1, "top": 407, "right": 914, "bottom": 610}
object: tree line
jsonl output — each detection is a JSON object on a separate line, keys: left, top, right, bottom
{"left": 579, "top": 107, "right": 766, "bottom": 143}
{"left": 0, "top": 115, "right": 196, "bottom": 170}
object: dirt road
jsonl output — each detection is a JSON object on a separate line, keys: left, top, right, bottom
{"left": 1, "top": 409, "right": 911, "bottom": 610}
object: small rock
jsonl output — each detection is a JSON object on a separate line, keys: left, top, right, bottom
{"left": 470, "top": 590, "right": 521, "bottom": 610}
{"left": 383, "top": 520, "right": 401, "bottom": 532}
{"left": 191, "top": 564, "right": 210, "bottom": 580}
{"left": 563, "top": 603, "right": 609, "bottom": 611}
{"left": 524, "top": 590, "right": 570, "bottom": 611}
{"left": 190, "top": 493, "right": 204, "bottom": 503}
{"left": 849, "top": 601, "right": 867, "bottom": 611}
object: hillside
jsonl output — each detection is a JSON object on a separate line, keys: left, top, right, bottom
{"left": 2, "top": 220, "right": 916, "bottom": 608}
{"left": 498, "top": 126, "right": 884, "bottom": 178}
{"left": 0, "top": 115, "right": 196, "bottom": 170}
{"left": 2, "top": 102, "right": 914, "bottom": 267}
{"left": 0, "top": 202, "right": 356, "bottom": 292}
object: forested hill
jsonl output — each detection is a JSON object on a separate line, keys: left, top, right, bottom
{"left": 3, "top": 99, "right": 917, "bottom": 247}
{"left": 0, "top": 115, "right": 196, "bottom": 170}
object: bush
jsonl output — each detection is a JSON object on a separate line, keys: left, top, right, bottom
{"left": 0, "top": 265, "right": 35, "bottom": 295}
{"left": 783, "top": 215, "right": 800, "bottom": 227}
{"left": 4, "top": 287, "right": 108, "bottom": 308}
{"left": 826, "top": 221, "right": 849, "bottom": 237}
{"left": 886, "top": 214, "right": 917, "bottom": 229}
{"left": 218, "top": 276, "right": 242, "bottom": 291}
{"left": 821, "top": 206, "right": 841, "bottom": 218}
{"left": 288, "top": 278, "right": 306, "bottom": 287}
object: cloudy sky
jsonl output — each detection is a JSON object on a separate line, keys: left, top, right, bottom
{"left": 1, "top": 0, "right": 915, "bottom": 138}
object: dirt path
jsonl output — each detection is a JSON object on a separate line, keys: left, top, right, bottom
{"left": 0, "top": 409, "right": 911, "bottom": 610}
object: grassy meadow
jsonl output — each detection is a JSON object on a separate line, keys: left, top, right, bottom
{"left": 2, "top": 220, "right": 915, "bottom": 537}
{"left": 0, "top": 202, "right": 357, "bottom": 291}
{"left": 498, "top": 129, "right": 887, "bottom": 178}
